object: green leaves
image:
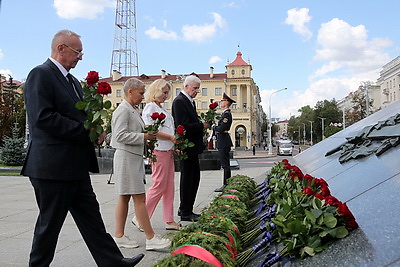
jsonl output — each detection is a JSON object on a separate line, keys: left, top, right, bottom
{"left": 75, "top": 78, "right": 113, "bottom": 143}
{"left": 264, "top": 161, "right": 354, "bottom": 259}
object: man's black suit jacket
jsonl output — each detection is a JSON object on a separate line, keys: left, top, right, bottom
{"left": 172, "top": 92, "right": 204, "bottom": 155}
{"left": 21, "top": 59, "right": 98, "bottom": 179}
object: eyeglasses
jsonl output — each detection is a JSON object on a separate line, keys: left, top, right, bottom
{"left": 63, "top": 44, "right": 84, "bottom": 58}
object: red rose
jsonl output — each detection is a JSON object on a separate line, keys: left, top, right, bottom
{"left": 176, "top": 125, "right": 185, "bottom": 136}
{"left": 96, "top": 82, "right": 111, "bottom": 95}
{"left": 320, "top": 184, "right": 331, "bottom": 197}
{"left": 302, "top": 186, "right": 314, "bottom": 196}
{"left": 86, "top": 71, "right": 99, "bottom": 87}
{"left": 158, "top": 113, "right": 166, "bottom": 121}
{"left": 346, "top": 219, "right": 359, "bottom": 229}
{"left": 151, "top": 112, "right": 160, "bottom": 120}
{"left": 209, "top": 102, "right": 218, "bottom": 110}
{"left": 324, "top": 196, "right": 340, "bottom": 206}
{"left": 314, "top": 193, "right": 324, "bottom": 200}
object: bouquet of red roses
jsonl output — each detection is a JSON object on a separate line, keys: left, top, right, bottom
{"left": 75, "top": 71, "right": 112, "bottom": 143}
{"left": 200, "top": 102, "right": 220, "bottom": 129}
{"left": 174, "top": 125, "right": 194, "bottom": 160}
{"left": 143, "top": 112, "right": 166, "bottom": 162}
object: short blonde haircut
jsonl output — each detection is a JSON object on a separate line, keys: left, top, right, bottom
{"left": 144, "top": 79, "right": 171, "bottom": 103}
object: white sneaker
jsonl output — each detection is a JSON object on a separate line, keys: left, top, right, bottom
{"left": 131, "top": 216, "right": 144, "bottom": 232}
{"left": 146, "top": 235, "right": 171, "bottom": 250}
{"left": 114, "top": 235, "right": 139, "bottom": 249}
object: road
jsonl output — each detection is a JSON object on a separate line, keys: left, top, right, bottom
{"left": 237, "top": 155, "right": 293, "bottom": 169}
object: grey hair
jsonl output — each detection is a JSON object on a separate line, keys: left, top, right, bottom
{"left": 51, "top": 29, "right": 80, "bottom": 51}
{"left": 183, "top": 75, "right": 201, "bottom": 87}
{"left": 123, "top": 78, "right": 145, "bottom": 94}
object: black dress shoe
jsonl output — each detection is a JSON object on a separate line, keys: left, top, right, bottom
{"left": 180, "top": 213, "right": 200, "bottom": 222}
{"left": 114, "top": 254, "right": 144, "bottom": 266}
{"left": 214, "top": 185, "right": 225, "bottom": 192}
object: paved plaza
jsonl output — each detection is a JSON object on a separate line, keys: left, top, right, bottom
{"left": 0, "top": 150, "right": 271, "bottom": 267}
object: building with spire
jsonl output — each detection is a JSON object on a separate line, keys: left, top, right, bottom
{"left": 101, "top": 51, "right": 265, "bottom": 149}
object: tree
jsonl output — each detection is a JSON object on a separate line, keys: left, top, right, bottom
{"left": 345, "top": 88, "right": 374, "bottom": 127}
{"left": 0, "top": 123, "right": 26, "bottom": 166}
{"left": 0, "top": 76, "right": 25, "bottom": 146}
{"left": 313, "top": 99, "right": 342, "bottom": 141}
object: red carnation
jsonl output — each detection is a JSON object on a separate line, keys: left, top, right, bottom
{"left": 96, "top": 82, "right": 111, "bottom": 95}
{"left": 151, "top": 112, "right": 160, "bottom": 120}
{"left": 176, "top": 125, "right": 185, "bottom": 136}
{"left": 158, "top": 113, "right": 166, "bottom": 121}
{"left": 86, "top": 71, "right": 99, "bottom": 87}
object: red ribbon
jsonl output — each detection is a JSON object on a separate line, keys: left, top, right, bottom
{"left": 171, "top": 245, "right": 223, "bottom": 267}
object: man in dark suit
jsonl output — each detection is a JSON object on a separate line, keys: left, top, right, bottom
{"left": 213, "top": 93, "right": 235, "bottom": 192}
{"left": 172, "top": 75, "right": 210, "bottom": 222}
{"left": 22, "top": 29, "right": 143, "bottom": 267}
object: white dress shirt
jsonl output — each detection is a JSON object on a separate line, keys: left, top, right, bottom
{"left": 142, "top": 102, "right": 175, "bottom": 151}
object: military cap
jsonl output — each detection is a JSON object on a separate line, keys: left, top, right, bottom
{"left": 222, "top": 93, "right": 236, "bottom": 104}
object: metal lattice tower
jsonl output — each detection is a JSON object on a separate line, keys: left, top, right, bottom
{"left": 110, "top": 0, "right": 139, "bottom": 77}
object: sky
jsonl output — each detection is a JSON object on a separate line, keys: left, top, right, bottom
{"left": 1, "top": 0, "right": 399, "bottom": 120}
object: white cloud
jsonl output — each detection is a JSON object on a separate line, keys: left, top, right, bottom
{"left": 285, "top": 8, "right": 312, "bottom": 41}
{"left": 223, "top": 2, "right": 239, "bottom": 8}
{"left": 145, "top": 26, "right": 178, "bottom": 40}
{"left": 182, "top": 12, "right": 227, "bottom": 43}
{"left": 312, "top": 18, "right": 392, "bottom": 79}
{"left": 0, "top": 69, "right": 13, "bottom": 78}
{"left": 208, "top": 56, "right": 223, "bottom": 64}
{"left": 262, "top": 18, "right": 393, "bottom": 119}
{"left": 53, "top": 0, "right": 115, "bottom": 20}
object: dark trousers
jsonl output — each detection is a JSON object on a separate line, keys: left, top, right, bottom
{"left": 29, "top": 177, "right": 122, "bottom": 267}
{"left": 179, "top": 154, "right": 200, "bottom": 216}
{"left": 218, "top": 148, "right": 231, "bottom": 185}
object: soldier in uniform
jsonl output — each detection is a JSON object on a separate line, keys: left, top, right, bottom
{"left": 213, "top": 93, "right": 236, "bottom": 192}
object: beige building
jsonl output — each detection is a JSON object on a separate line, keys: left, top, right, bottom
{"left": 377, "top": 56, "right": 400, "bottom": 108}
{"left": 100, "top": 51, "right": 265, "bottom": 148}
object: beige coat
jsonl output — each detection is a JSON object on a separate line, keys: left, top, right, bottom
{"left": 111, "top": 100, "right": 145, "bottom": 155}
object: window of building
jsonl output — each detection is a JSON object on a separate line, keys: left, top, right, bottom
{"left": 201, "top": 101, "right": 208, "bottom": 109}
{"left": 231, "top": 87, "right": 237, "bottom": 96}
{"left": 215, "top": 87, "right": 222, "bottom": 96}
{"left": 202, "top": 88, "right": 207, "bottom": 96}
{"left": 241, "top": 69, "right": 245, "bottom": 75}
{"left": 231, "top": 103, "right": 237, "bottom": 109}
{"left": 116, "top": 89, "right": 121, "bottom": 97}
{"left": 176, "top": 88, "right": 181, "bottom": 95}
{"left": 231, "top": 69, "right": 235, "bottom": 76}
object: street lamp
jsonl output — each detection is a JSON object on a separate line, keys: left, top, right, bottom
{"left": 318, "top": 117, "right": 326, "bottom": 140}
{"left": 302, "top": 123, "right": 306, "bottom": 145}
{"left": 268, "top": 87, "right": 287, "bottom": 154}
{"left": 309, "top": 121, "right": 313, "bottom": 146}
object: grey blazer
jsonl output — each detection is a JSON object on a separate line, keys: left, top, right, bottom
{"left": 110, "top": 100, "right": 145, "bottom": 155}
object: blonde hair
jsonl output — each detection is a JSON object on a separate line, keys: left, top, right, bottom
{"left": 145, "top": 79, "right": 171, "bottom": 103}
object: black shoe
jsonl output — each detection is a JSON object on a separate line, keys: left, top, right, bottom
{"left": 114, "top": 254, "right": 144, "bottom": 266}
{"left": 180, "top": 213, "right": 200, "bottom": 222}
{"left": 214, "top": 186, "right": 225, "bottom": 192}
